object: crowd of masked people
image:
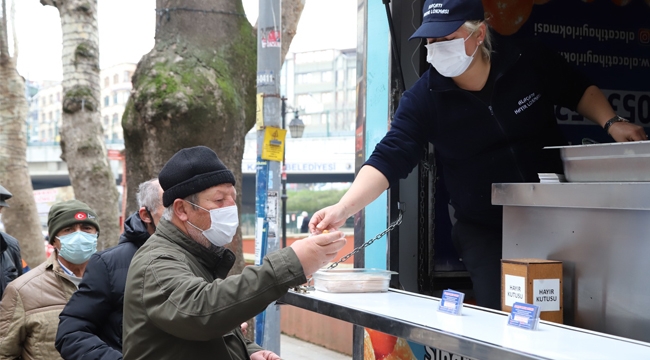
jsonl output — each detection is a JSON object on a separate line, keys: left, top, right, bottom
{"left": 0, "top": 146, "right": 347, "bottom": 360}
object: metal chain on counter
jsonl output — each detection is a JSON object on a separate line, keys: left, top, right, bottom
{"left": 326, "top": 209, "right": 404, "bottom": 270}
{"left": 291, "top": 209, "right": 405, "bottom": 294}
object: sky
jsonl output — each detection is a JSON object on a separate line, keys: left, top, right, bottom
{"left": 13, "top": 0, "right": 357, "bottom": 82}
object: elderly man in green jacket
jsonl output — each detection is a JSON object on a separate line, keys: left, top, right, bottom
{"left": 123, "top": 146, "right": 347, "bottom": 360}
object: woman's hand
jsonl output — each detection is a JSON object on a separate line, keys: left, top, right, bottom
{"left": 308, "top": 203, "right": 350, "bottom": 235}
{"left": 608, "top": 121, "right": 648, "bottom": 142}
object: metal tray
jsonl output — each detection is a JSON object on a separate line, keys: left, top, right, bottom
{"left": 545, "top": 141, "right": 650, "bottom": 182}
{"left": 312, "top": 268, "right": 397, "bottom": 293}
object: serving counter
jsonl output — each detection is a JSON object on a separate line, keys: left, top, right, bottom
{"left": 492, "top": 182, "right": 650, "bottom": 342}
{"left": 279, "top": 288, "right": 650, "bottom": 359}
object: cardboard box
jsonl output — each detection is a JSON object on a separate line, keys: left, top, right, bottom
{"left": 502, "top": 258, "right": 563, "bottom": 324}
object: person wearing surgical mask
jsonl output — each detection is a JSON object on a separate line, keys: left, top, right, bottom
{"left": 56, "top": 179, "right": 164, "bottom": 360}
{"left": 123, "top": 146, "right": 347, "bottom": 360}
{"left": 309, "top": 0, "right": 647, "bottom": 311}
{"left": 0, "top": 200, "right": 100, "bottom": 360}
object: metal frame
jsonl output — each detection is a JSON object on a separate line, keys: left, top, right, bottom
{"left": 279, "top": 288, "right": 650, "bottom": 359}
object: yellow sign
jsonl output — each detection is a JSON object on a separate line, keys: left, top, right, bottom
{"left": 256, "top": 93, "right": 264, "bottom": 129}
{"left": 261, "top": 126, "right": 286, "bottom": 162}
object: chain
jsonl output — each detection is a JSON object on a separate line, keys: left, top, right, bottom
{"left": 429, "top": 146, "right": 437, "bottom": 291}
{"left": 326, "top": 209, "right": 404, "bottom": 270}
{"left": 417, "top": 144, "right": 437, "bottom": 294}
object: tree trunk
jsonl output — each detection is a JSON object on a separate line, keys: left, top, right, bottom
{"left": 41, "top": 0, "right": 120, "bottom": 250}
{"left": 123, "top": 0, "right": 304, "bottom": 276}
{"left": 0, "top": 0, "right": 46, "bottom": 268}
{"left": 280, "top": 0, "right": 305, "bottom": 62}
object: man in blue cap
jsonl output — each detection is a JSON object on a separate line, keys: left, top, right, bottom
{"left": 310, "top": 0, "right": 646, "bottom": 310}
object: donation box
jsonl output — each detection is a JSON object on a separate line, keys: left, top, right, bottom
{"left": 501, "top": 258, "right": 563, "bottom": 324}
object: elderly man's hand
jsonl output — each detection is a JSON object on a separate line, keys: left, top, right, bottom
{"left": 290, "top": 231, "right": 347, "bottom": 276}
{"left": 250, "top": 350, "right": 281, "bottom": 360}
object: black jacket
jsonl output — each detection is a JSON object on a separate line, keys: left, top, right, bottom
{"left": 0, "top": 232, "right": 22, "bottom": 301}
{"left": 366, "top": 39, "right": 591, "bottom": 229}
{"left": 55, "top": 212, "right": 151, "bottom": 360}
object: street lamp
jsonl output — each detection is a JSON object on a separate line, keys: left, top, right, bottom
{"left": 281, "top": 98, "right": 304, "bottom": 248}
{"left": 288, "top": 110, "right": 305, "bottom": 138}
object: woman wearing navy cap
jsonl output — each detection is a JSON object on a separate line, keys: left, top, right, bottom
{"left": 309, "top": 0, "right": 647, "bottom": 309}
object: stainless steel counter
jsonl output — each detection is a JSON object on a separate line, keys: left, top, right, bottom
{"left": 492, "top": 182, "right": 650, "bottom": 342}
{"left": 279, "top": 289, "right": 650, "bottom": 360}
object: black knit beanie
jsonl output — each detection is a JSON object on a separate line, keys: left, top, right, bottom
{"left": 47, "top": 199, "right": 100, "bottom": 243}
{"left": 159, "top": 146, "right": 236, "bottom": 207}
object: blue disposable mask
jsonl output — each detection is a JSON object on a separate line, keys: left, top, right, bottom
{"left": 56, "top": 231, "right": 98, "bottom": 264}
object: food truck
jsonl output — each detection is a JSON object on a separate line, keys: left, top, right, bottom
{"left": 279, "top": 0, "right": 650, "bottom": 359}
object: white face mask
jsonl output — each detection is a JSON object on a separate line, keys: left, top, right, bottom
{"left": 425, "top": 31, "right": 479, "bottom": 78}
{"left": 186, "top": 203, "right": 239, "bottom": 247}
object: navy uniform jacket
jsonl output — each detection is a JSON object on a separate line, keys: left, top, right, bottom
{"left": 365, "top": 39, "right": 592, "bottom": 229}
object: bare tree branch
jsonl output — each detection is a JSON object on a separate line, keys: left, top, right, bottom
{"left": 0, "top": 0, "right": 9, "bottom": 59}
{"left": 10, "top": 0, "right": 17, "bottom": 60}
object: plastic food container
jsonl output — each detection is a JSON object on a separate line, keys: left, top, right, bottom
{"left": 312, "top": 268, "right": 397, "bottom": 293}
{"left": 545, "top": 141, "right": 650, "bottom": 182}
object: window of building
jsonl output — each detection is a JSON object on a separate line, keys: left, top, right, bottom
{"left": 49, "top": 95, "right": 53, "bottom": 104}
{"left": 113, "top": 74, "right": 119, "bottom": 84}
{"left": 347, "top": 90, "right": 356, "bottom": 104}
{"left": 113, "top": 113, "right": 119, "bottom": 125}
{"left": 122, "top": 91, "right": 130, "bottom": 104}
{"left": 296, "top": 73, "right": 313, "bottom": 84}
{"left": 112, "top": 132, "right": 119, "bottom": 140}
{"left": 113, "top": 92, "right": 118, "bottom": 105}
{"left": 49, "top": 112, "right": 53, "bottom": 122}
{"left": 104, "top": 77, "right": 110, "bottom": 88}
{"left": 57, "top": 92, "right": 61, "bottom": 102}
{"left": 296, "top": 94, "right": 311, "bottom": 108}
{"left": 41, "top": 130, "right": 46, "bottom": 140}
{"left": 337, "top": 70, "right": 344, "bottom": 84}
{"left": 321, "top": 92, "right": 333, "bottom": 104}
{"left": 123, "top": 71, "right": 131, "bottom": 83}
{"left": 104, "top": 96, "right": 109, "bottom": 107}
{"left": 347, "top": 69, "right": 356, "bottom": 84}
{"left": 104, "top": 116, "right": 109, "bottom": 126}
{"left": 40, "top": 113, "right": 45, "bottom": 122}
{"left": 321, "top": 71, "right": 333, "bottom": 82}
{"left": 55, "top": 111, "right": 61, "bottom": 122}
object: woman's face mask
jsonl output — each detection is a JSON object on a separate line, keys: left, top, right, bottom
{"left": 425, "top": 30, "right": 479, "bottom": 78}
{"left": 186, "top": 202, "right": 239, "bottom": 247}
{"left": 56, "top": 231, "right": 98, "bottom": 264}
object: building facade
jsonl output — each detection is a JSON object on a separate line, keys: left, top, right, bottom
{"left": 281, "top": 49, "right": 356, "bottom": 137}
{"left": 27, "top": 63, "right": 137, "bottom": 145}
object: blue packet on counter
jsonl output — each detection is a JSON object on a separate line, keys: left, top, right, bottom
{"left": 508, "top": 302, "right": 540, "bottom": 330}
{"left": 438, "top": 289, "right": 465, "bottom": 315}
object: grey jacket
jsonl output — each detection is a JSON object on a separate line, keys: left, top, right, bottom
{"left": 123, "top": 219, "right": 306, "bottom": 360}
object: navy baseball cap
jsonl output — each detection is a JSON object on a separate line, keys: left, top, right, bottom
{"left": 409, "top": 0, "right": 485, "bottom": 40}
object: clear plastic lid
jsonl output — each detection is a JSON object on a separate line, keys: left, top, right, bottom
{"left": 313, "top": 268, "right": 398, "bottom": 280}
